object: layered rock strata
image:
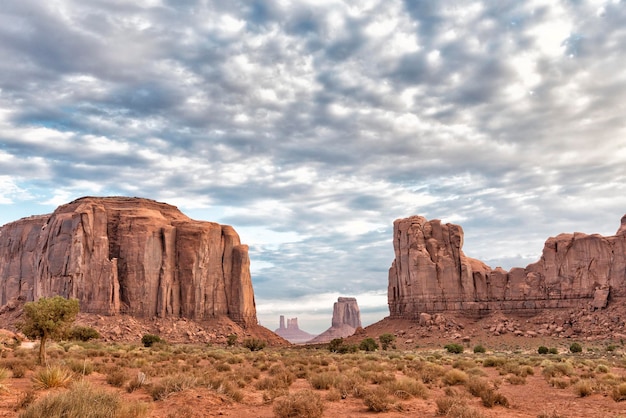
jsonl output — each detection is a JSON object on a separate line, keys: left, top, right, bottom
{"left": 274, "top": 315, "right": 316, "bottom": 344}
{"left": 388, "top": 215, "right": 626, "bottom": 318}
{"left": 308, "top": 297, "right": 362, "bottom": 343}
{"left": 0, "top": 197, "right": 257, "bottom": 326}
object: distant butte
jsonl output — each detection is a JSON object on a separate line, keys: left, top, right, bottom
{"left": 274, "top": 316, "right": 315, "bottom": 344}
{"left": 388, "top": 214, "right": 626, "bottom": 318}
{"left": 308, "top": 297, "right": 362, "bottom": 343}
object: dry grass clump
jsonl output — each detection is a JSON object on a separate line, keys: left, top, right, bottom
{"left": 308, "top": 371, "right": 340, "bottom": 390}
{"left": 436, "top": 393, "right": 485, "bottom": 418}
{"left": 31, "top": 365, "right": 73, "bottom": 389}
{"left": 443, "top": 369, "right": 469, "bottom": 386}
{"left": 541, "top": 361, "right": 574, "bottom": 379}
{"left": 363, "top": 386, "right": 391, "bottom": 412}
{"left": 105, "top": 368, "right": 128, "bottom": 388}
{"left": 549, "top": 377, "right": 571, "bottom": 389}
{"left": 465, "top": 376, "right": 508, "bottom": 408}
{"left": 611, "top": 382, "right": 626, "bottom": 402}
{"left": 382, "top": 377, "right": 429, "bottom": 400}
{"left": 19, "top": 381, "right": 148, "bottom": 418}
{"left": 573, "top": 379, "right": 594, "bottom": 397}
{"left": 273, "top": 390, "right": 324, "bottom": 418}
{"left": 149, "top": 373, "right": 197, "bottom": 401}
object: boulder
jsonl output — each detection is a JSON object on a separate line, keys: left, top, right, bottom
{"left": 388, "top": 215, "right": 626, "bottom": 318}
{"left": 0, "top": 196, "right": 257, "bottom": 326}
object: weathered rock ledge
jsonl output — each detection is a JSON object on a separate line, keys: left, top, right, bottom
{"left": 388, "top": 215, "right": 626, "bottom": 318}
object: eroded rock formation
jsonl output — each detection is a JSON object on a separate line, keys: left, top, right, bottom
{"left": 388, "top": 215, "right": 626, "bottom": 318}
{"left": 0, "top": 197, "right": 257, "bottom": 326}
{"left": 274, "top": 315, "right": 315, "bottom": 344}
{"left": 308, "top": 297, "right": 362, "bottom": 343}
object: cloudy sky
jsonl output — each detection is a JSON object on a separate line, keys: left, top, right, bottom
{"left": 1, "top": 0, "right": 625, "bottom": 334}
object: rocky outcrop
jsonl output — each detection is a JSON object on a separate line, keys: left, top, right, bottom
{"left": 388, "top": 215, "right": 626, "bottom": 318}
{"left": 308, "top": 297, "right": 362, "bottom": 343}
{"left": 0, "top": 196, "right": 257, "bottom": 326}
{"left": 274, "top": 315, "right": 315, "bottom": 344}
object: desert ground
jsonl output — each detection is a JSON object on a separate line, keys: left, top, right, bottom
{"left": 0, "top": 328, "right": 624, "bottom": 418}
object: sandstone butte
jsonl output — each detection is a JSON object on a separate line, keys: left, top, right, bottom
{"left": 0, "top": 196, "right": 257, "bottom": 327}
{"left": 388, "top": 214, "right": 626, "bottom": 318}
{"left": 308, "top": 297, "right": 362, "bottom": 343}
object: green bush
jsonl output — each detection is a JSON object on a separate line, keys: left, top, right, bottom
{"left": 473, "top": 344, "right": 486, "bottom": 354}
{"left": 538, "top": 346, "right": 549, "bottom": 355}
{"left": 359, "top": 338, "right": 379, "bottom": 352}
{"left": 378, "top": 334, "right": 396, "bottom": 350}
{"left": 328, "top": 338, "right": 344, "bottom": 352}
{"left": 569, "top": 343, "right": 583, "bottom": 353}
{"left": 67, "top": 326, "right": 100, "bottom": 342}
{"left": 548, "top": 347, "right": 559, "bottom": 354}
{"left": 141, "top": 334, "right": 163, "bottom": 348}
{"left": 242, "top": 338, "right": 267, "bottom": 351}
{"left": 226, "top": 334, "right": 238, "bottom": 347}
{"left": 444, "top": 343, "right": 464, "bottom": 354}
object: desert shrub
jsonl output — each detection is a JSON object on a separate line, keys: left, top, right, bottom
{"left": 19, "top": 381, "right": 148, "bottom": 418}
{"left": 67, "top": 326, "right": 100, "bottom": 342}
{"left": 106, "top": 368, "right": 128, "bottom": 388}
{"left": 573, "top": 380, "right": 594, "bottom": 397}
{"left": 242, "top": 338, "right": 266, "bottom": 351}
{"left": 379, "top": 334, "right": 396, "bottom": 350}
{"left": 606, "top": 344, "right": 617, "bottom": 352}
{"left": 467, "top": 376, "right": 491, "bottom": 397}
{"left": 126, "top": 372, "right": 147, "bottom": 393}
{"left": 506, "top": 374, "right": 526, "bottom": 385}
{"left": 363, "top": 386, "right": 390, "bottom": 412}
{"left": 141, "top": 334, "right": 163, "bottom": 348}
{"left": 569, "top": 342, "right": 583, "bottom": 353}
{"left": 215, "top": 362, "right": 231, "bottom": 372}
{"left": 538, "top": 410, "right": 567, "bottom": 418}
{"left": 480, "top": 389, "right": 509, "bottom": 408}
{"left": 548, "top": 347, "right": 559, "bottom": 354}
{"left": 549, "top": 377, "right": 571, "bottom": 389}
{"left": 482, "top": 357, "right": 505, "bottom": 367}
{"left": 611, "top": 382, "right": 626, "bottom": 402}
{"left": 452, "top": 359, "right": 476, "bottom": 370}
{"left": 473, "top": 344, "right": 486, "bottom": 354}
{"left": 65, "top": 359, "right": 94, "bottom": 376}
{"left": 328, "top": 338, "right": 344, "bottom": 352}
{"left": 382, "top": 377, "right": 428, "bottom": 399}
{"left": 444, "top": 343, "right": 464, "bottom": 354}
{"left": 538, "top": 346, "right": 549, "bottom": 355}
{"left": 443, "top": 369, "right": 469, "bottom": 386}
{"left": 226, "top": 334, "right": 238, "bottom": 347}
{"left": 359, "top": 338, "right": 379, "bottom": 352}
{"left": 596, "top": 364, "right": 609, "bottom": 373}
{"left": 309, "top": 372, "right": 340, "bottom": 390}
{"left": 273, "top": 389, "right": 324, "bottom": 418}
{"left": 418, "top": 363, "right": 446, "bottom": 384}
{"left": 436, "top": 395, "right": 485, "bottom": 418}
{"left": 11, "top": 364, "right": 27, "bottom": 378}
{"left": 32, "top": 365, "right": 73, "bottom": 389}
{"left": 149, "top": 374, "right": 197, "bottom": 400}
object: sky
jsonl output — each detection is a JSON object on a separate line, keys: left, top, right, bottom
{"left": 1, "top": 0, "right": 625, "bottom": 334}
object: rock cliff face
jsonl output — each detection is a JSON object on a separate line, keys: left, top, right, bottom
{"left": 0, "top": 197, "right": 257, "bottom": 326}
{"left": 274, "top": 315, "right": 315, "bottom": 344}
{"left": 388, "top": 215, "right": 626, "bottom": 318}
{"left": 308, "top": 297, "right": 362, "bottom": 343}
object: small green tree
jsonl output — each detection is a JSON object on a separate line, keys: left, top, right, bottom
{"left": 359, "top": 338, "right": 379, "bottom": 352}
{"left": 17, "top": 296, "right": 80, "bottom": 365}
{"left": 141, "top": 334, "right": 163, "bottom": 347}
{"left": 328, "top": 338, "right": 344, "bottom": 352}
{"left": 379, "top": 333, "right": 396, "bottom": 350}
{"left": 570, "top": 342, "right": 583, "bottom": 353}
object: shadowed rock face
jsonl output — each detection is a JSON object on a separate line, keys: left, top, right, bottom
{"left": 0, "top": 197, "right": 257, "bottom": 326}
{"left": 388, "top": 215, "right": 626, "bottom": 318}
